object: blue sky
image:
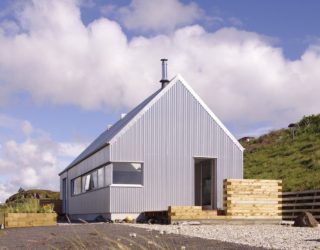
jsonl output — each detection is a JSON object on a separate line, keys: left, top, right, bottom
{"left": 0, "top": 0, "right": 320, "bottom": 201}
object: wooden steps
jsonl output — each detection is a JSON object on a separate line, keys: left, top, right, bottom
{"left": 169, "top": 206, "right": 218, "bottom": 222}
{"left": 168, "top": 179, "right": 282, "bottom": 223}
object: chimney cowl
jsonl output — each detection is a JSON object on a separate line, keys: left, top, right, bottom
{"left": 160, "top": 58, "right": 169, "bottom": 88}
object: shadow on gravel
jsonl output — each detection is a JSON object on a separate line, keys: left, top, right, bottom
{"left": 0, "top": 223, "right": 266, "bottom": 249}
{"left": 305, "top": 239, "right": 320, "bottom": 242}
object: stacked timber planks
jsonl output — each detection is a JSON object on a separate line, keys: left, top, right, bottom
{"left": 224, "top": 179, "right": 282, "bottom": 219}
{"left": 282, "top": 190, "right": 320, "bottom": 221}
{"left": 169, "top": 206, "right": 217, "bottom": 222}
{"left": 4, "top": 213, "right": 57, "bottom": 228}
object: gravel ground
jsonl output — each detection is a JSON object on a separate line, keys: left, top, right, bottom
{"left": 0, "top": 223, "right": 264, "bottom": 249}
{"left": 127, "top": 223, "right": 320, "bottom": 250}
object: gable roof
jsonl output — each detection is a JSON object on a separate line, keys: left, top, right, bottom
{"left": 60, "top": 75, "right": 244, "bottom": 175}
{"left": 59, "top": 88, "right": 162, "bottom": 175}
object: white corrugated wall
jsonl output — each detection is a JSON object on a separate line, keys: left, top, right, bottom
{"left": 109, "top": 80, "right": 243, "bottom": 212}
{"left": 66, "top": 146, "right": 111, "bottom": 214}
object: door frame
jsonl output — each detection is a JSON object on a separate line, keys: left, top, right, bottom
{"left": 194, "top": 157, "right": 217, "bottom": 210}
{"left": 62, "top": 178, "right": 67, "bottom": 214}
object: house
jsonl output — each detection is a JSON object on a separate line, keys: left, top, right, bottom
{"left": 59, "top": 59, "right": 244, "bottom": 220}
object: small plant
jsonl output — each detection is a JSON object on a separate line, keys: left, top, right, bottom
{"left": 40, "top": 204, "right": 54, "bottom": 213}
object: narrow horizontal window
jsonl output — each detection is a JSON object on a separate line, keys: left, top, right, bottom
{"left": 72, "top": 164, "right": 111, "bottom": 195}
{"left": 113, "top": 162, "right": 143, "bottom": 185}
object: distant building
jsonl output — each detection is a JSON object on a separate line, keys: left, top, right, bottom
{"left": 59, "top": 60, "right": 244, "bottom": 220}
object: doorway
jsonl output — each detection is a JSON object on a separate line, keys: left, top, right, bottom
{"left": 62, "top": 178, "right": 67, "bottom": 214}
{"left": 194, "top": 158, "right": 216, "bottom": 209}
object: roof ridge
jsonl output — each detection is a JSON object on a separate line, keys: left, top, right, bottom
{"left": 60, "top": 74, "right": 243, "bottom": 175}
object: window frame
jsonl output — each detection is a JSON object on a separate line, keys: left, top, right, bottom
{"left": 71, "top": 176, "right": 82, "bottom": 195}
{"left": 70, "top": 163, "right": 110, "bottom": 196}
{"left": 111, "top": 161, "right": 144, "bottom": 186}
{"left": 70, "top": 161, "right": 144, "bottom": 196}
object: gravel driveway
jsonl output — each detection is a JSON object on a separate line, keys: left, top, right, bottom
{"left": 0, "top": 223, "right": 264, "bottom": 249}
{"left": 128, "top": 223, "right": 320, "bottom": 250}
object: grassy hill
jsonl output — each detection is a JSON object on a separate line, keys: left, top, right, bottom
{"left": 0, "top": 189, "right": 59, "bottom": 213}
{"left": 5, "top": 189, "right": 59, "bottom": 204}
{"left": 242, "top": 114, "right": 320, "bottom": 192}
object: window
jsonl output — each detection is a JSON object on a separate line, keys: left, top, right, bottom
{"left": 112, "top": 162, "right": 143, "bottom": 185}
{"left": 82, "top": 170, "right": 98, "bottom": 192}
{"left": 91, "top": 170, "right": 98, "bottom": 189}
{"left": 98, "top": 167, "right": 104, "bottom": 188}
{"left": 71, "top": 162, "right": 141, "bottom": 196}
{"left": 72, "top": 177, "right": 81, "bottom": 195}
{"left": 82, "top": 175, "right": 87, "bottom": 193}
{"left": 105, "top": 165, "right": 112, "bottom": 186}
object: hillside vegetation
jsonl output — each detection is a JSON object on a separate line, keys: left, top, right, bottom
{"left": 242, "top": 114, "right": 320, "bottom": 192}
{"left": 0, "top": 189, "right": 59, "bottom": 213}
{"left": 5, "top": 189, "right": 59, "bottom": 204}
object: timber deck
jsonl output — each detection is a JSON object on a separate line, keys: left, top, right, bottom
{"left": 167, "top": 206, "right": 281, "bottom": 224}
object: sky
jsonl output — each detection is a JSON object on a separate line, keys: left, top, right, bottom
{"left": 0, "top": 0, "right": 320, "bottom": 202}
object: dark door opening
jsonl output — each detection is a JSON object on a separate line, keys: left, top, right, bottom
{"left": 62, "top": 178, "right": 67, "bottom": 214}
{"left": 194, "top": 158, "right": 216, "bottom": 210}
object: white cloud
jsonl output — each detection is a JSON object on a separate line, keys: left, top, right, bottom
{"left": 0, "top": 0, "right": 319, "bottom": 135}
{"left": 112, "top": 0, "right": 203, "bottom": 33}
{"left": 0, "top": 118, "right": 86, "bottom": 203}
{"left": 0, "top": 183, "right": 12, "bottom": 204}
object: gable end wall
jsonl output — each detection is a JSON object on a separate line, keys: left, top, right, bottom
{"left": 109, "top": 80, "right": 243, "bottom": 213}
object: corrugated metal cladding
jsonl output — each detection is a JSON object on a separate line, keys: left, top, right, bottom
{"left": 63, "top": 89, "right": 162, "bottom": 172}
{"left": 109, "top": 80, "right": 243, "bottom": 213}
{"left": 69, "top": 188, "right": 110, "bottom": 214}
{"left": 66, "top": 146, "right": 110, "bottom": 214}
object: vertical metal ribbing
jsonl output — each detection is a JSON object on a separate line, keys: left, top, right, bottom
{"left": 109, "top": 80, "right": 243, "bottom": 213}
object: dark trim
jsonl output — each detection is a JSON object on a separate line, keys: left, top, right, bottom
{"left": 59, "top": 143, "right": 110, "bottom": 176}
{"left": 81, "top": 161, "right": 111, "bottom": 177}
{"left": 71, "top": 185, "right": 111, "bottom": 197}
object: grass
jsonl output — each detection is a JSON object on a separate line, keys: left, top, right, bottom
{"left": 0, "top": 199, "right": 54, "bottom": 213}
{"left": 243, "top": 114, "right": 320, "bottom": 192}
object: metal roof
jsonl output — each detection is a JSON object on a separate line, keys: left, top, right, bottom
{"left": 60, "top": 88, "right": 162, "bottom": 174}
{"left": 60, "top": 75, "right": 244, "bottom": 175}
